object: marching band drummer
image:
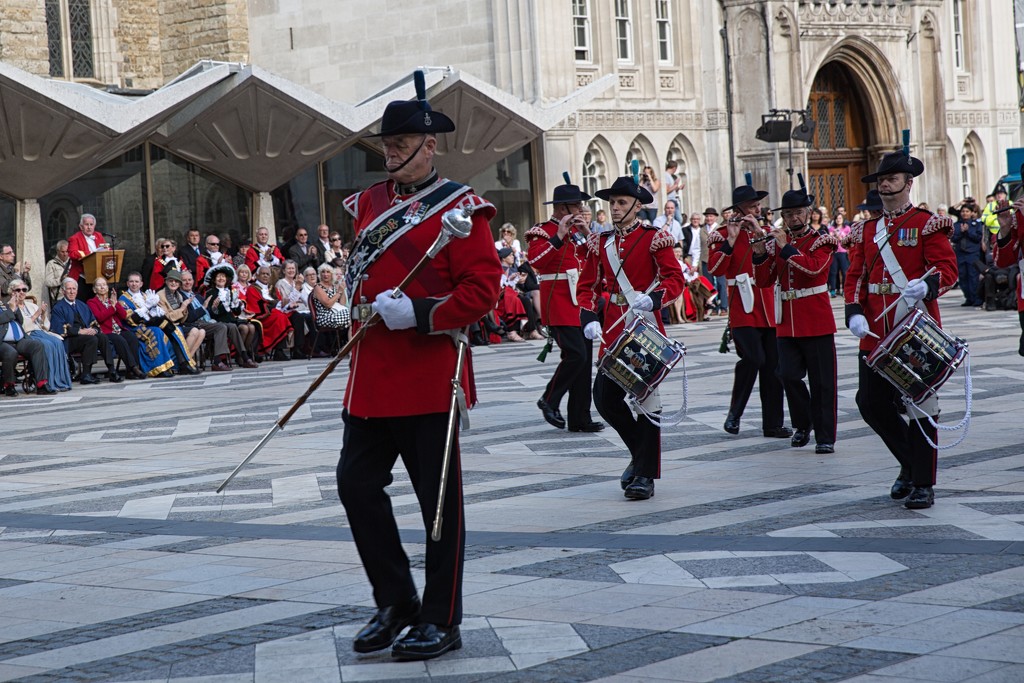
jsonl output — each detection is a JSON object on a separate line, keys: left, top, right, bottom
{"left": 708, "top": 182, "right": 792, "bottom": 440}
{"left": 844, "top": 145, "right": 957, "bottom": 510}
{"left": 991, "top": 194, "right": 1024, "bottom": 356}
{"left": 337, "top": 81, "right": 500, "bottom": 661}
{"left": 578, "top": 176, "right": 685, "bottom": 500}
{"left": 752, "top": 183, "right": 839, "bottom": 454}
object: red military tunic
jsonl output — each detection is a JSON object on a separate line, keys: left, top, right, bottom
{"left": 707, "top": 228, "right": 774, "bottom": 328}
{"left": 992, "top": 207, "right": 1024, "bottom": 311}
{"left": 844, "top": 206, "right": 958, "bottom": 351}
{"left": 753, "top": 230, "right": 838, "bottom": 338}
{"left": 577, "top": 221, "right": 685, "bottom": 355}
{"left": 343, "top": 177, "right": 501, "bottom": 418}
{"left": 68, "top": 230, "right": 108, "bottom": 282}
{"left": 525, "top": 219, "right": 585, "bottom": 327}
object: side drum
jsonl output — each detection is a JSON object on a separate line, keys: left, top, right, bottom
{"left": 865, "top": 308, "right": 967, "bottom": 404}
{"left": 597, "top": 316, "right": 686, "bottom": 403}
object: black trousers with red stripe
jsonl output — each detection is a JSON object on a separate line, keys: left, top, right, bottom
{"left": 729, "top": 326, "right": 785, "bottom": 430}
{"left": 856, "top": 351, "right": 938, "bottom": 486}
{"left": 337, "top": 411, "right": 464, "bottom": 626}
{"left": 593, "top": 373, "right": 661, "bottom": 478}
{"left": 777, "top": 335, "right": 837, "bottom": 445}
{"left": 542, "top": 325, "right": 595, "bottom": 428}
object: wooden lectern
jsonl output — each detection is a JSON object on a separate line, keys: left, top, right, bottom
{"left": 82, "top": 250, "right": 124, "bottom": 284}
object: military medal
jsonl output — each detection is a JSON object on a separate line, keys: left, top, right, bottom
{"left": 404, "top": 201, "right": 428, "bottom": 225}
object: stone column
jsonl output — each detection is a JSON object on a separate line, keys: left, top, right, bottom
{"left": 253, "top": 192, "right": 277, "bottom": 244}
{"left": 15, "top": 199, "right": 45, "bottom": 303}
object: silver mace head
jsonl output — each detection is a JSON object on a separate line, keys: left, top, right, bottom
{"left": 429, "top": 205, "right": 475, "bottom": 257}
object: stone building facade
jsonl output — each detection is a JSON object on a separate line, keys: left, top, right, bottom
{"left": 0, "top": 0, "right": 1021, "bottom": 303}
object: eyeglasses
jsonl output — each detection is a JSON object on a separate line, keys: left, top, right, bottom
{"left": 11, "top": 288, "right": 27, "bottom": 293}
{"left": 207, "top": 242, "right": 220, "bottom": 247}
{"left": 331, "top": 238, "right": 341, "bottom": 242}
{"left": 161, "top": 244, "right": 174, "bottom": 249}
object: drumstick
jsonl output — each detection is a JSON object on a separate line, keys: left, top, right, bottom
{"left": 873, "top": 266, "right": 937, "bottom": 323}
{"left": 607, "top": 281, "right": 660, "bottom": 331}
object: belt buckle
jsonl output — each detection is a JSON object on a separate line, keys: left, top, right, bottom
{"left": 613, "top": 293, "right": 627, "bottom": 306}
{"left": 356, "top": 304, "right": 373, "bottom": 322}
{"left": 879, "top": 283, "right": 893, "bottom": 294}
{"left": 782, "top": 290, "right": 796, "bottom": 301}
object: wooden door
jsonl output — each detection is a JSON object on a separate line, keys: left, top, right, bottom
{"left": 806, "top": 63, "right": 870, "bottom": 217}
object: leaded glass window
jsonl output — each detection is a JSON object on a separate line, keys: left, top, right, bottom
{"left": 45, "top": 0, "right": 94, "bottom": 80}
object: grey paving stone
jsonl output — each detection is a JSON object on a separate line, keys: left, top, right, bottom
{"left": 713, "top": 646, "right": 912, "bottom": 682}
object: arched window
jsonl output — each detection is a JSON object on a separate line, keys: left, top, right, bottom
{"left": 572, "top": 0, "right": 592, "bottom": 63}
{"left": 46, "top": 0, "right": 94, "bottom": 80}
{"left": 625, "top": 141, "right": 646, "bottom": 176}
{"left": 961, "top": 146, "right": 978, "bottom": 199}
{"left": 615, "top": 0, "right": 633, "bottom": 63}
{"left": 667, "top": 142, "right": 688, "bottom": 208}
{"left": 581, "top": 142, "right": 607, "bottom": 208}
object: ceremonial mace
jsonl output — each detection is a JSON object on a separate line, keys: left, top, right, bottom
{"left": 216, "top": 206, "right": 476, "bottom": 493}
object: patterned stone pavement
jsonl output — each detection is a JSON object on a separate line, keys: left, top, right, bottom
{"left": 2, "top": 297, "right": 1023, "bottom": 682}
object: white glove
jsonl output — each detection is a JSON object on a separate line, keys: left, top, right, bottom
{"left": 849, "top": 314, "right": 869, "bottom": 339}
{"left": 901, "top": 278, "right": 929, "bottom": 307}
{"left": 373, "top": 290, "right": 416, "bottom": 330}
{"left": 218, "top": 289, "right": 230, "bottom": 304}
{"left": 633, "top": 294, "right": 654, "bottom": 312}
{"left": 144, "top": 290, "right": 159, "bottom": 307}
{"left": 209, "top": 251, "right": 223, "bottom": 265}
{"left": 583, "top": 321, "right": 603, "bottom": 341}
{"left": 152, "top": 305, "right": 166, "bottom": 318}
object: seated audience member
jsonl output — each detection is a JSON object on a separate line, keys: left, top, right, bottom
{"left": 203, "top": 233, "right": 228, "bottom": 268}
{"left": 85, "top": 277, "right": 147, "bottom": 380}
{"left": 149, "top": 238, "right": 182, "bottom": 291}
{"left": 494, "top": 223, "right": 524, "bottom": 263}
{"left": 0, "top": 286, "right": 53, "bottom": 395}
{"left": 233, "top": 238, "right": 253, "bottom": 269}
{"left": 178, "top": 270, "right": 236, "bottom": 372}
{"left": 241, "top": 265, "right": 293, "bottom": 360}
{"left": 204, "top": 263, "right": 259, "bottom": 367}
{"left": 275, "top": 260, "right": 310, "bottom": 358}
{"left": 158, "top": 270, "right": 206, "bottom": 361}
{"left": 322, "top": 233, "right": 345, "bottom": 265}
{"left": 119, "top": 272, "right": 199, "bottom": 375}
{"left": 9, "top": 279, "right": 72, "bottom": 391}
{"left": 652, "top": 201, "right": 684, "bottom": 245}
{"left": 287, "top": 227, "right": 320, "bottom": 272}
{"left": 496, "top": 247, "right": 528, "bottom": 342}
{"left": 51, "top": 279, "right": 123, "bottom": 384}
{"left": 246, "top": 227, "right": 285, "bottom": 286}
{"left": 301, "top": 266, "right": 317, "bottom": 303}
{"left": 310, "top": 262, "right": 350, "bottom": 356}
{"left": 44, "top": 240, "right": 71, "bottom": 306}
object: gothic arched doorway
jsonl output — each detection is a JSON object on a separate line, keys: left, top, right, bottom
{"left": 806, "top": 62, "right": 872, "bottom": 217}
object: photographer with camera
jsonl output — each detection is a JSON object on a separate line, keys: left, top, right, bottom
{"left": 638, "top": 166, "right": 660, "bottom": 224}
{"left": 952, "top": 202, "right": 984, "bottom": 307}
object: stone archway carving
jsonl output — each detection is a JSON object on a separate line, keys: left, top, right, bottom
{"left": 806, "top": 37, "right": 907, "bottom": 156}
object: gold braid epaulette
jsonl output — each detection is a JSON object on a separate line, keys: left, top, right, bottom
{"left": 586, "top": 232, "right": 602, "bottom": 255}
{"left": 650, "top": 229, "right": 675, "bottom": 252}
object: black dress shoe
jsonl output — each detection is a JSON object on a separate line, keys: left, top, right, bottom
{"left": 158, "top": 370, "right": 173, "bottom": 378}
{"left": 905, "top": 485, "right": 934, "bottom": 509}
{"left": 79, "top": 373, "right": 100, "bottom": 385}
{"left": 3, "top": 385, "right": 17, "bottom": 397}
{"left": 537, "top": 398, "right": 566, "bottom": 429}
{"left": 814, "top": 443, "right": 834, "bottom": 455}
{"left": 791, "top": 429, "right": 810, "bottom": 448}
{"left": 36, "top": 385, "right": 58, "bottom": 395}
{"left": 888, "top": 471, "right": 913, "bottom": 501}
{"left": 108, "top": 371, "right": 124, "bottom": 383}
{"left": 624, "top": 476, "right": 655, "bottom": 500}
{"left": 180, "top": 365, "right": 201, "bottom": 376}
{"left": 723, "top": 412, "right": 740, "bottom": 435}
{"left": 127, "top": 367, "right": 146, "bottom": 379}
{"left": 569, "top": 421, "right": 604, "bottom": 433}
{"left": 763, "top": 426, "right": 794, "bottom": 438}
{"left": 620, "top": 459, "right": 635, "bottom": 490}
{"left": 353, "top": 597, "right": 421, "bottom": 653}
{"left": 392, "top": 623, "right": 462, "bottom": 660}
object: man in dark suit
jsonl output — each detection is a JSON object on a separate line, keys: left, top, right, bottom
{"left": 50, "top": 279, "right": 124, "bottom": 384}
{"left": 0, "top": 299, "right": 54, "bottom": 396}
{"left": 177, "top": 228, "right": 203, "bottom": 276}
{"left": 287, "top": 227, "right": 320, "bottom": 272}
